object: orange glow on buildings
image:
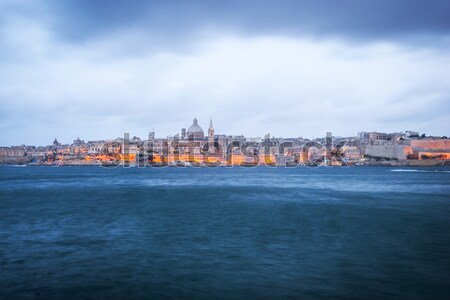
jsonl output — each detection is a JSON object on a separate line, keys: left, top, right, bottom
{"left": 418, "top": 152, "right": 449, "bottom": 160}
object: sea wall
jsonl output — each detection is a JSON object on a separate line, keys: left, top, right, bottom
{"left": 406, "top": 159, "right": 450, "bottom": 166}
{"left": 0, "top": 157, "right": 33, "bottom": 165}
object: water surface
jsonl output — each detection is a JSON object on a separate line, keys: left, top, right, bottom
{"left": 1, "top": 166, "right": 449, "bottom": 299}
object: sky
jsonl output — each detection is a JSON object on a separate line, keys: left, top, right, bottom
{"left": 0, "top": 0, "right": 449, "bottom": 146}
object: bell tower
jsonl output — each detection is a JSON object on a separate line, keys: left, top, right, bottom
{"left": 208, "top": 117, "right": 215, "bottom": 153}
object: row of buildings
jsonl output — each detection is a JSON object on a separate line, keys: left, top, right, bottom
{"left": 1, "top": 117, "right": 449, "bottom": 166}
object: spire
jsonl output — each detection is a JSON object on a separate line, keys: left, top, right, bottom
{"left": 209, "top": 117, "right": 213, "bottom": 129}
{"left": 193, "top": 117, "right": 198, "bottom": 125}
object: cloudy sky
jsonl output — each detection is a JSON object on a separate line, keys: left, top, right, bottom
{"left": 0, "top": 0, "right": 449, "bottom": 145}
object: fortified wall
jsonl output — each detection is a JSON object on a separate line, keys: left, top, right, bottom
{"left": 365, "top": 139, "right": 450, "bottom": 161}
{"left": 365, "top": 144, "right": 413, "bottom": 160}
{"left": 410, "top": 139, "right": 450, "bottom": 151}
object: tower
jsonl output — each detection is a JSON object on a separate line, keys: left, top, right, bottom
{"left": 148, "top": 129, "right": 155, "bottom": 140}
{"left": 208, "top": 117, "right": 215, "bottom": 153}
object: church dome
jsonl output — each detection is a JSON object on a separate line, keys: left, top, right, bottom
{"left": 187, "top": 117, "right": 204, "bottom": 140}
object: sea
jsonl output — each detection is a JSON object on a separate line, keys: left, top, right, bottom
{"left": 0, "top": 165, "right": 449, "bottom": 299}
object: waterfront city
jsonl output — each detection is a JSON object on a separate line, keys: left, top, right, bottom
{"left": 1, "top": 117, "right": 449, "bottom": 167}
{"left": 1, "top": 1, "right": 450, "bottom": 299}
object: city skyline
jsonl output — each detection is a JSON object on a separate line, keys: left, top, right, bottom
{"left": 0, "top": 114, "right": 446, "bottom": 147}
{"left": 0, "top": 113, "right": 443, "bottom": 147}
{"left": 1, "top": 0, "right": 450, "bottom": 146}
{"left": 1, "top": 115, "right": 448, "bottom": 167}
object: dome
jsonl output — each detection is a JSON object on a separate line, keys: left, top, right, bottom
{"left": 187, "top": 117, "right": 204, "bottom": 140}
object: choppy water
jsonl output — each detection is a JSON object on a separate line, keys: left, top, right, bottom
{"left": 0, "top": 166, "right": 449, "bottom": 299}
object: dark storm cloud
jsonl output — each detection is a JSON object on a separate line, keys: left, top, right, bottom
{"left": 47, "top": 0, "right": 450, "bottom": 44}
{"left": 0, "top": 0, "right": 449, "bottom": 145}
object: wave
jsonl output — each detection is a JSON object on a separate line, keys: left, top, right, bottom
{"left": 391, "top": 169, "right": 450, "bottom": 173}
